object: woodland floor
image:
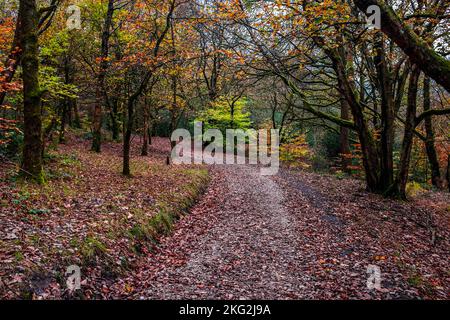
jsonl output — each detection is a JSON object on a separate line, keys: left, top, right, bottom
{"left": 0, "top": 134, "right": 449, "bottom": 299}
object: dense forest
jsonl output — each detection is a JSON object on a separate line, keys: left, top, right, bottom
{"left": 0, "top": 0, "right": 449, "bottom": 300}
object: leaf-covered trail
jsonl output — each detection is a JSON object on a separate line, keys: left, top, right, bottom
{"left": 120, "top": 165, "right": 307, "bottom": 299}
{"left": 1, "top": 138, "right": 447, "bottom": 299}
{"left": 115, "top": 163, "right": 448, "bottom": 299}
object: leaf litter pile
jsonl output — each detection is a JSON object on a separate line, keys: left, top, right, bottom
{"left": 0, "top": 136, "right": 449, "bottom": 299}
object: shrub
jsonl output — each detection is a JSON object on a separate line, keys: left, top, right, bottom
{"left": 280, "top": 134, "right": 311, "bottom": 168}
{"left": 406, "top": 181, "right": 426, "bottom": 198}
{"left": 0, "top": 130, "right": 23, "bottom": 160}
{"left": 80, "top": 236, "right": 107, "bottom": 264}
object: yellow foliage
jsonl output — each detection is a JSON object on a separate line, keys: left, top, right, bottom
{"left": 280, "top": 135, "right": 311, "bottom": 168}
{"left": 406, "top": 181, "right": 426, "bottom": 198}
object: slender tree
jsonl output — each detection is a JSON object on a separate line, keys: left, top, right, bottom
{"left": 91, "top": 0, "right": 115, "bottom": 152}
{"left": 423, "top": 76, "right": 443, "bottom": 188}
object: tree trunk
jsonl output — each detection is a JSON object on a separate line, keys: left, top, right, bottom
{"left": 44, "top": 117, "right": 57, "bottom": 141}
{"left": 67, "top": 99, "right": 73, "bottom": 127}
{"left": 337, "top": 40, "right": 353, "bottom": 173}
{"left": 64, "top": 51, "right": 78, "bottom": 129}
{"left": 374, "top": 35, "right": 395, "bottom": 194}
{"left": 59, "top": 102, "right": 67, "bottom": 143}
{"left": 148, "top": 121, "right": 153, "bottom": 146}
{"left": 447, "top": 154, "right": 450, "bottom": 192}
{"left": 395, "top": 67, "right": 420, "bottom": 199}
{"left": 42, "top": 117, "right": 57, "bottom": 158}
{"left": 110, "top": 111, "right": 119, "bottom": 141}
{"left": 339, "top": 98, "right": 351, "bottom": 173}
{"left": 91, "top": 86, "right": 103, "bottom": 151}
{"left": 20, "top": 0, "right": 44, "bottom": 183}
{"left": 141, "top": 105, "right": 149, "bottom": 156}
{"left": 91, "top": 0, "right": 114, "bottom": 152}
{"left": 327, "top": 46, "right": 381, "bottom": 192}
{"left": 423, "top": 76, "right": 442, "bottom": 188}
{"left": 72, "top": 99, "right": 81, "bottom": 128}
{"left": 110, "top": 97, "right": 120, "bottom": 141}
{"left": 123, "top": 99, "right": 134, "bottom": 176}
{"left": 59, "top": 55, "right": 72, "bottom": 143}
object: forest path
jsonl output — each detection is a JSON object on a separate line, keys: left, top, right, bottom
{"left": 120, "top": 161, "right": 432, "bottom": 300}
{"left": 128, "top": 164, "right": 312, "bottom": 299}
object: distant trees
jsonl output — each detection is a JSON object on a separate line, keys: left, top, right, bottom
{"left": 352, "top": 0, "right": 450, "bottom": 197}
{"left": 91, "top": 0, "right": 115, "bottom": 153}
{"left": 122, "top": 0, "right": 176, "bottom": 176}
{"left": 230, "top": 0, "right": 449, "bottom": 198}
{"left": 423, "top": 76, "right": 443, "bottom": 188}
{"left": 1, "top": 0, "right": 448, "bottom": 198}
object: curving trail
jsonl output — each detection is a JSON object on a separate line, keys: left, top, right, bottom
{"left": 118, "top": 162, "right": 444, "bottom": 299}
{"left": 129, "top": 165, "right": 310, "bottom": 299}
